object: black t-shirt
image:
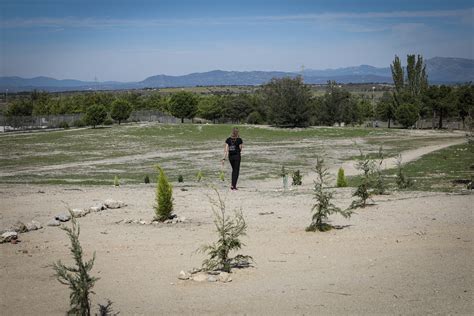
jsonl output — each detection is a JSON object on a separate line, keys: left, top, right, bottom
{"left": 226, "top": 137, "right": 243, "bottom": 156}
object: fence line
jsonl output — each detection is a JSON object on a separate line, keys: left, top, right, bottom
{"left": 0, "top": 110, "right": 179, "bottom": 132}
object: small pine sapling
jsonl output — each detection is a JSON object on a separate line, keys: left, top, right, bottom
{"left": 280, "top": 166, "right": 289, "bottom": 190}
{"left": 52, "top": 212, "right": 99, "bottom": 316}
{"left": 154, "top": 165, "right": 174, "bottom": 221}
{"left": 395, "top": 155, "right": 413, "bottom": 189}
{"left": 336, "top": 167, "right": 347, "bottom": 187}
{"left": 113, "top": 176, "right": 119, "bottom": 187}
{"left": 178, "top": 175, "right": 184, "bottom": 183}
{"left": 199, "top": 189, "right": 252, "bottom": 272}
{"left": 292, "top": 170, "right": 302, "bottom": 186}
{"left": 349, "top": 150, "right": 376, "bottom": 209}
{"left": 144, "top": 175, "right": 150, "bottom": 184}
{"left": 196, "top": 170, "right": 203, "bottom": 182}
{"left": 307, "top": 157, "right": 351, "bottom": 232}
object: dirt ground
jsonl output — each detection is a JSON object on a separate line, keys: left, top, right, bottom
{"left": 0, "top": 141, "right": 473, "bottom": 315}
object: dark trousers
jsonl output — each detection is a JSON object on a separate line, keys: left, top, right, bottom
{"left": 229, "top": 155, "right": 241, "bottom": 188}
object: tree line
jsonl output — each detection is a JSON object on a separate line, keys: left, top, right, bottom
{"left": 2, "top": 54, "right": 473, "bottom": 129}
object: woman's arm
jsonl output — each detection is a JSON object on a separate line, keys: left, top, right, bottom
{"left": 222, "top": 144, "right": 229, "bottom": 161}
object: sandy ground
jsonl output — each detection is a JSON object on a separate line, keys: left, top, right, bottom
{"left": 1, "top": 164, "right": 473, "bottom": 316}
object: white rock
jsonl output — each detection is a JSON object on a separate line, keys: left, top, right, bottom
{"left": 139, "top": 220, "right": 147, "bottom": 225}
{"left": 31, "top": 220, "right": 42, "bottom": 230}
{"left": 1, "top": 231, "right": 18, "bottom": 243}
{"left": 207, "top": 276, "right": 218, "bottom": 282}
{"left": 47, "top": 219, "right": 61, "bottom": 226}
{"left": 55, "top": 213, "right": 71, "bottom": 222}
{"left": 71, "top": 208, "right": 85, "bottom": 218}
{"left": 124, "top": 219, "right": 133, "bottom": 224}
{"left": 10, "top": 221, "right": 28, "bottom": 233}
{"left": 104, "top": 199, "right": 126, "bottom": 209}
{"left": 89, "top": 206, "right": 102, "bottom": 213}
{"left": 178, "top": 270, "right": 191, "bottom": 280}
{"left": 26, "top": 222, "right": 38, "bottom": 231}
{"left": 218, "top": 272, "right": 232, "bottom": 283}
{"left": 192, "top": 273, "right": 208, "bottom": 282}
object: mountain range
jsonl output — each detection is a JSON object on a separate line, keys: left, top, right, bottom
{"left": 1, "top": 57, "right": 472, "bottom": 92}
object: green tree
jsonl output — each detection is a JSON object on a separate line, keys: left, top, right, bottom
{"left": 390, "top": 54, "right": 428, "bottom": 128}
{"left": 198, "top": 95, "right": 222, "bottom": 123}
{"left": 53, "top": 213, "right": 98, "bottom": 316}
{"left": 423, "top": 85, "right": 456, "bottom": 129}
{"left": 110, "top": 99, "right": 132, "bottom": 124}
{"left": 390, "top": 55, "right": 404, "bottom": 94}
{"left": 200, "top": 188, "right": 252, "bottom": 272}
{"left": 261, "top": 76, "right": 312, "bottom": 127}
{"left": 396, "top": 103, "right": 419, "bottom": 128}
{"left": 307, "top": 157, "right": 351, "bottom": 232}
{"left": 456, "top": 84, "right": 474, "bottom": 129}
{"left": 222, "top": 94, "right": 253, "bottom": 123}
{"left": 169, "top": 91, "right": 198, "bottom": 123}
{"left": 84, "top": 104, "right": 107, "bottom": 128}
{"left": 154, "top": 165, "right": 174, "bottom": 221}
{"left": 5, "top": 97, "right": 33, "bottom": 116}
{"left": 376, "top": 92, "right": 397, "bottom": 128}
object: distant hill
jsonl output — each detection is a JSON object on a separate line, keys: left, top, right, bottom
{"left": 1, "top": 57, "right": 472, "bottom": 92}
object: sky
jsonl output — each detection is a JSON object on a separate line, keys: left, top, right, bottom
{"left": 0, "top": 0, "right": 473, "bottom": 81}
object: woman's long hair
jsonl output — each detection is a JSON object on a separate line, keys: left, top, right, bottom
{"left": 231, "top": 127, "right": 239, "bottom": 139}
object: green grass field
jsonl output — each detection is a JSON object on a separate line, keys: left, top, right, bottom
{"left": 0, "top": 123, "right": 467, "bottom": 188}
{"left": 347, "top": 143, "right": 474, "bottom": 192}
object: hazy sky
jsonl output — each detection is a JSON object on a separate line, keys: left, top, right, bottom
{"left": 1, "top": 0, "right": 473, "bottom": 81}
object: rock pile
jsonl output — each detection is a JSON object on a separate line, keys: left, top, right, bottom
{"left": 47, "top": 199, "right": 126, "bottom": 226}
{"left": 0, "top": 220, "right": 43, "bottom": 244}
{"left": 177, "top": 269, "right": 232, "bottom": 283}
{"left": 122, "top": 215, "right": 187, "bottom": 225}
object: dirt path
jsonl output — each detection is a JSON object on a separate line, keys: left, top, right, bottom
{"left": 0, "top": 183, "right": 472, "bottom": 315}
{"left": 339, "top": 138, "right": 467, "bottom": 176}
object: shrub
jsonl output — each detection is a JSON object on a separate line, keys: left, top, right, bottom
{"left": 154, "top": 165, "right": 174, "bottom": 221}
{"left": 349, "top": 152, "right": 376, "bottom": 209}
{"left": 110, "top": 99, "right": 132, "bottom": 124}
{"left": 103, "top": 118, "right": 114, "bottom": 125}
{"left": 306, "top": 157, "right": 351, "bottom": 232}
{"left": 199, "top": 189, "right": 252, "bottom": 272}
{"left": 84, "top": 104, "right": 107, "bottom": 128}
{"left": 178, "top": 175, "right": 184, "bottom": 183}
{"left": 53, "top": 212, "right": 98, "bottom": 316}
{"left": 336, "top": 167, "right": 347, "bottom": 187}
{"left": 58, "top": 121, "right": 69, "bottom": 129}
{"left": 395, "top": 155, "right": 413, "bottom": 189}
{"left": 196, "top": 170, "right": 203, "bottom": 182}
{"left": 144, "top": 175, "right": 150, "bottom": 184}
{"left": 113, "top": 175, "right": 119, "bottom": 187}
{"left": 246, "top": 111, "right": 264, "bottom": 124}
{"left": 292, "top": 170, "right": 302, "bottom": 186}
{"left": 73, "top": 119, "right": 87, "bottom": 128}
{"left": 219, "top": 170, "right": 225, "bottom": 182}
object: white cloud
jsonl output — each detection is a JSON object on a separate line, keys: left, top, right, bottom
{"left": 1, "top": 8, "right": 472, "bottom": 29}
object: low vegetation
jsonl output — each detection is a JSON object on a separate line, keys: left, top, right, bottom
{"left": 307, "top": 157, "right": 351, "bottom": 232}
{"left": 154, "top": 165, "right": 174, "bottom": 221}
{"left": 200, "top": 189, "right": 252, "bottom": 272}
{"left": 52, "top": 213, "right": 98, "bottom": 316}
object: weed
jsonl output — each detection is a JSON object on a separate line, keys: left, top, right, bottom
{"left": 292, "top": 170, "right": 302, "bottom": 186}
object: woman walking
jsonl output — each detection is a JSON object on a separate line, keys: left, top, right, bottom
{"left": 222, "top": 127, "right": 243, "bottom": 190}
